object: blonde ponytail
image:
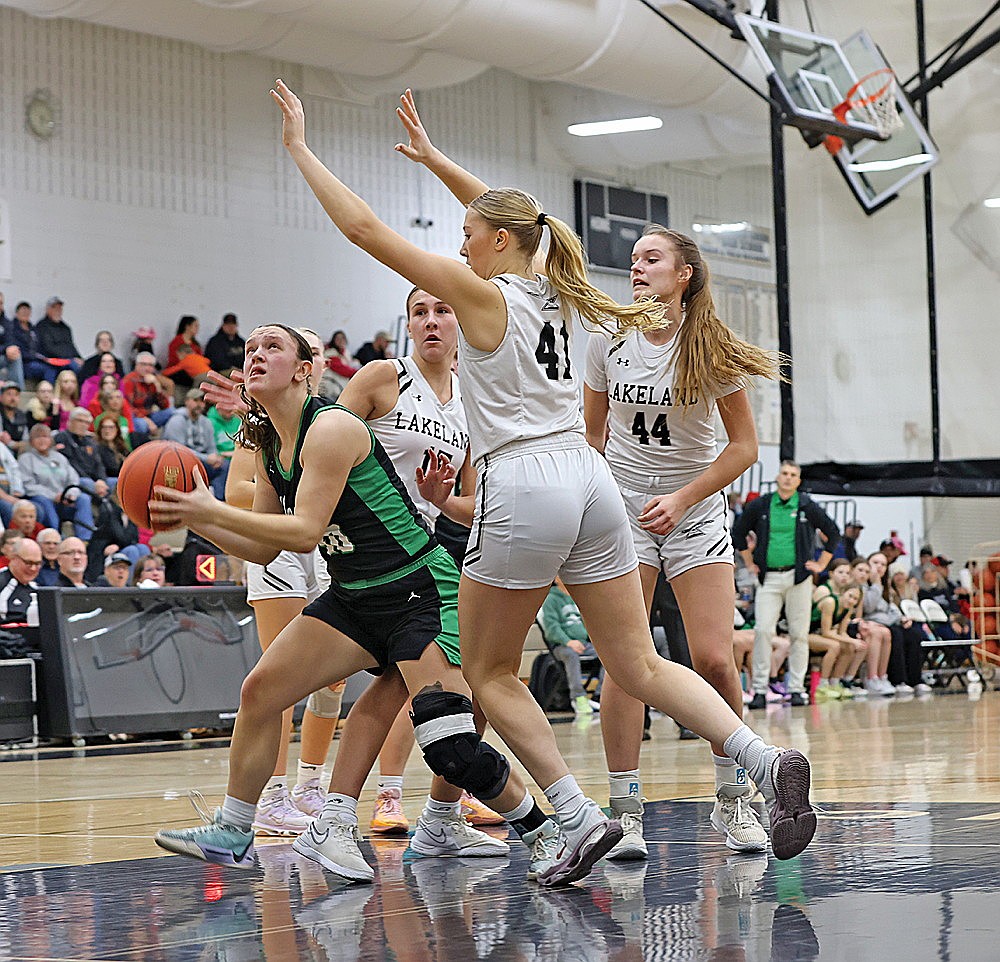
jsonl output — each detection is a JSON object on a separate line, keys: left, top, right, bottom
{"left": 468, "top": 189, "right": 667, "bottom": 334}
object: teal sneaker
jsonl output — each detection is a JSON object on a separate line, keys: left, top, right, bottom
{"left": 523, "top": 819, "right": 561, "bottom": 881}
{"left": 155, "top": 806, "right": 255, "bottom": 869}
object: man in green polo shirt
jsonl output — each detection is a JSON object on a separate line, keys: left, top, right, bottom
{"left": 732, "top": 460, "right": 841, "bottom": 708}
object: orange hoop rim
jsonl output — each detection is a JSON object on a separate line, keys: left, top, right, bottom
{"left": 824, "top": 68, "right": 897, "bottom": 155}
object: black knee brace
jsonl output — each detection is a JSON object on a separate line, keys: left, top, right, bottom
{"left": 410, "top": 688, "right": 510, "bottom": 800}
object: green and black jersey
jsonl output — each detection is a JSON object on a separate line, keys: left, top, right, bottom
{"left": 262, "top": 396, "right": 438, "bottom": 588}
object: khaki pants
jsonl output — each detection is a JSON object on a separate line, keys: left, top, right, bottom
{"left": 752, "top": 570, "right": 813, "bottom": 693}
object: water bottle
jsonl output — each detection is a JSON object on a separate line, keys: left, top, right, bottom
{"left": 26, "top": 593, "right": 39, "bottom": 628}
{"left": 967, "top": 669, "right": 983, "bottom": 699}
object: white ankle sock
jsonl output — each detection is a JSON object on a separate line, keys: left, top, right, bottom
{"left": 377, "top": 776, "right": 404, "bottom": 795}
{"left": 296, "top": 760, "right": 323, "bottom": 788}
{"left": 261, "top": 776, "right": 286, "bottom": 797}
{"left": 543, "top": 774, "right": 586, "bottom": 822}
{"left": 713, "top": 753, "right": 749, "bottom": 792}
{"left": 321, "top": 793, "right": 358, "bottom": 824}
{"left": 499, "top": 790, "right": 534, "bottom": 823}
{"left": 424, "top": 796, "right": 461, "bottom": 819}
{"left": 222, "top": 795, "right": 256, "bottom": 831}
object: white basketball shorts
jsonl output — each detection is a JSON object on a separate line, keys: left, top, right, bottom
{"left": 463, "top": 435, "right": 638, "bottom": 589}
{"left": 246, "top": 548, "right": 330, "bottom": 603}
{"left": 616, "top": 482, "right": 733, "bottom": 581}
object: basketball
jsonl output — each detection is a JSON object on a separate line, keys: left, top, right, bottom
{"left": 117, "top": 441, "right": 209, "bottom": 530}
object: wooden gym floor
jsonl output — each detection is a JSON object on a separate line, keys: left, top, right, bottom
{"left": 2, "top": 689, "right": 1000, "bottom": 961}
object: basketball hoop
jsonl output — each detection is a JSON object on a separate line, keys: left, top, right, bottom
{"left": 824, "top": 68, "right": 904, "bottom": 155}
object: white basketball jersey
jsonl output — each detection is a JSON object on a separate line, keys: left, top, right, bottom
{"left": 583, "top": 330, "right": 739, "bottom": 489}
{"left": 368, "top": 356, "right": 469, "bottom": 522}
{"left": 459, "top": 273, "right": 584, "bottom": 463}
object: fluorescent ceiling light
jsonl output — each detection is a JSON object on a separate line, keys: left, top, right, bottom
{"left": 847, "top": 153, "right": 934, "bottom": 173}
{"left": 984, "top": 197, "right": 1000, "bottom": 208}
{"left": 567, "top": 116, "right": 663, "bottom": 137}
{"left": 693, "top": 221, "right": 750, "bottom": 234}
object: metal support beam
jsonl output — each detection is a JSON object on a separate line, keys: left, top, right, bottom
{"left": 764, "top": 0, "right": 794, "bottom": 462}
{"left": 907, "top": 25, "right": 1000, "bottom": 101}
{"left": 915, "top": 0, "right": 941, "bottom": 470}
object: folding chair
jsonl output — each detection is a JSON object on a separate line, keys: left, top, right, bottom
{"left": 917, "top": 598, "right": 974, "bottom": 688}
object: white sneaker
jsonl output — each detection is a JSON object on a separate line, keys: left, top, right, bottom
{"left": 292, "top": 817, "right": 374, "bottom": 882}
{"left": 877, "top": 677, "right": 896, "bottom": 696}
{"left": 915, "top": 682, "right": 933, "bottom": 695}
{"left": 409, "top": 811, "right": 510, "bottom": 858}
{"left": 290, "top": 779, "right": 326, "bottom": 818}
{"left": 864, "top": 678, "right": 884, "bottom": 696}
{"left": 711, "top": 788, "right": 768, "bottom": 853}
{"left": 253, "top": 788, "right": 312, "bottom": 836}
{"left": 606, "top": 796, "right": 648, "bottom": 861}
{"left": 895, "top": 683, "right": 915, "bottom": 695}
{"left": 536, "top": 800, "right": 623, "bottom": 887}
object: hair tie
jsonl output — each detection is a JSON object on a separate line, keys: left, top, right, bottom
{"left": 536, "top": 212, "right": 548, "bottom": 227}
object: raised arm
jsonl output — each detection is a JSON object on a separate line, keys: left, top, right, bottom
{"left": 394, "top": 89, "right": 490, "bottom": 206}
{"left": 271, "top": 81, "right": 505, "bottom": 347}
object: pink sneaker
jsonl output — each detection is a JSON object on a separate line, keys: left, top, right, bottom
{"left": 460, "top": 791, "right": 506, "bottom": 827}
{"left": 290, "top": 779, "right": 326, "bottom": 818}
{"left": 253, "top": 789, "right": 311, "bottom": 836}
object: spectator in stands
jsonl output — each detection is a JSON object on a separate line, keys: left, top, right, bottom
{"left": 35, "top": 297, "right": 83, "bottom": 380}
{"left": 94, "top": 552, "right": 131, "bottom": 588}
{"left": 162, "top": 388, "right": 228, "bottom": 498}
{"left": 540, "top": 576, "right": 602, "bottom": 716}
{"left": 55, "top": 536, "right": 90, "bottom": 587}
{"left": 0, "top": 291, "right": 25, "bottom": 390}
{"left": 0, "top": 441, "right": 25, "bottom": 526}
{"left": 205, "top": 313, "right": 245, "bottom": 374}
{"left": 325, "top": 330, "right": 360, "bottom": 379}
{"left": 86, "top": 491, "right": 147, "bottom": 582}
{"left": 732, "top": 459, "right": 840, "bottom": 708}
{"left": 35, "top": 528, "right": 62, "bottom": 587}
{"left": 9, "top": 301, "right": 49, "bottom": 384}
{"left": 206, "top": 398, "right": 240, "bottom": 463}
{"left": 0, "top": 530, "right": 21, "bottom": 570}
{"left": 848, "top": 555, "right": 893, "bottom": 695}
{"left": 79, "top": 331, "right": 124, "bottom": 383}
{"left": 918, "top": 563, "right": 959, "bottom": 616}
{"left": 866, "top": 551, "right": 928, "bottom": 695}
{"left": 0, "top": 538, "right": 42, "bottom": 624}
{"left": 126, "top": 326, "right": 155, "bottom": 368}
{"left": 949, "top": 612, "right": 972, "bottom": 640}
{"left": 55, "top": 408, "right": 111, "bottom": 499}
{"left": 80, "top": 353, "right": 121, "bottom": 408}
{"left": 166, "top": 315, "right": 204, "bottom": 388}
{"left": 0, "top": 382, "right": 30, "bottom": 454}
{"left": 19, "top": 423, "right": 94, "bottom": 540}
{"left": 94, "top": 389, "right": 136, "bottom": 448}
{"left": 9, "top": 500, "right": 44, "bottom": 541}
{"left": 879, "top": 537, "right": 909, "bottom": 579}
{"left": 134, "top": 554, "right": 166, "bottom": 588}
{"left": 840, "top": 519, "right": 864, "bottom": 562}
{"left": 163, "top": 342, "right": 212, "bottom": 394}
{"left": 891, "top": 568, "right": 920, "bottom": 602}
{"left": 910, "top": 546, "right": 934, "bottom": 580}
{"left": 25, "top": 381, "right": 59, "bottom": 429}
{"left": 353, "top": 329, "right": 394, "bottom": 366}
{"left": 809, "top": 582, "right": 865, "bottom": 702}
{"left": 121, "top": 352, "right": 172, "bottom": 431}
{"left": 95, "top": 417, "right": 130, "bottom": 476}
{"left": 52, "top": 370, "right": 80, "bottom": 431}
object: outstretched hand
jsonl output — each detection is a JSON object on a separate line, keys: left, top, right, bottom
{"left": 270, "top": 79, "right": 306, "bottom": 150}
{"left": 202, "top": 369, "right": 248, "bottom": 417}
{"left": 394, "top": 89, "right": 436, "bottom": 165}
{"left": 415, "top": 449, "right": 457, "bottom": 510}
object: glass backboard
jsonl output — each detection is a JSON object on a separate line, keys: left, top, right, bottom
{"left": 736, "top": 15, "right": 939, "bottom": 213}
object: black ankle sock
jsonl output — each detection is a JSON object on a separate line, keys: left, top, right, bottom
{"left": 508, "top": 802, "right": 549, "bottom": 838}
